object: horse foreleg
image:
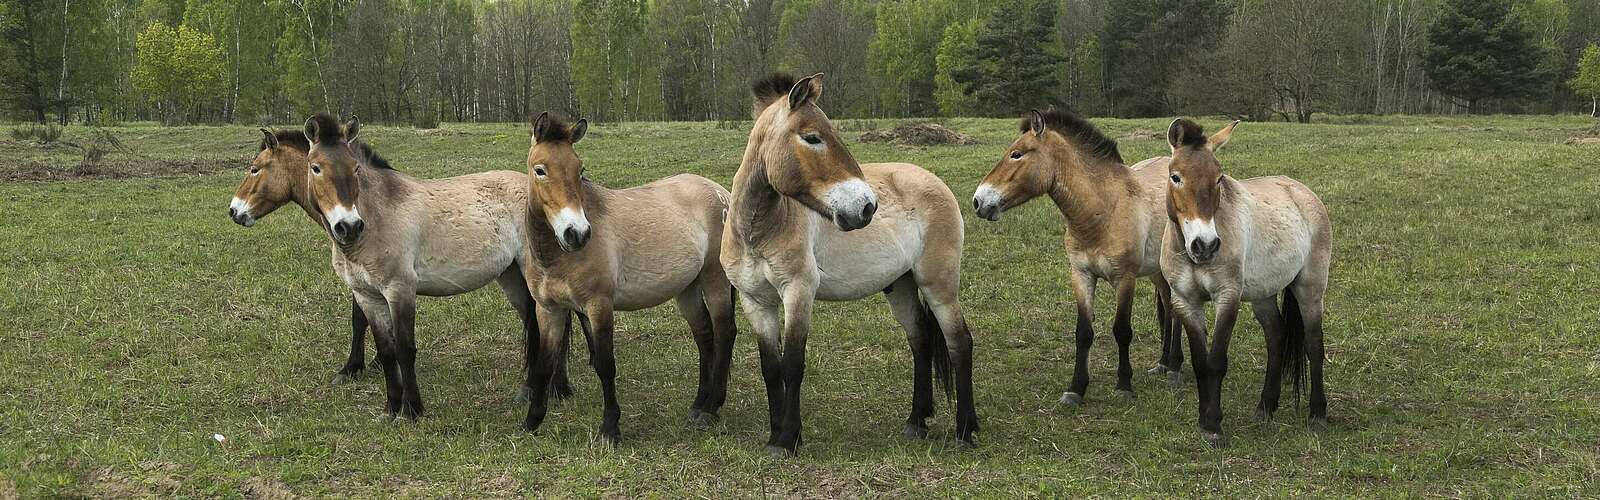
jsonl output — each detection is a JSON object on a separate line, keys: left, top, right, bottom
{"left": 522, "top": 302, "right": 569, "bottom": 433}
{"left": 386, "top": 293, "right": 423, "bottom": 420}
{"left": 1201, "top": 292, "right": 1242, "bottom": 447}
{"left": 772, "top": 287, "right": 815, "bottom": 456}
{"left": 1062, "top": 268, "right": 1097, "bottom": 406}
{"left": 584, "top": 303, "right": 621, "bottom": 446}
{"left": 739, "top": 292, "right": 785, "bottom": 451}
{"left": 335, "top": 295, "right": 368, "bottom": 383}
{"left": 1251, "top": 298, "right": 1287, "bottom": 422}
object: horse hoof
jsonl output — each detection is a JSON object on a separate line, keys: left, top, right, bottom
{"left": 1059, "top": 392, "right": 1084, "bottom": 407}
{"left": 1147, "top": 365, "right": 1169, "bottom": 375}
{"left": 953, "top": 437, "right": 978, "bottom": 450}
{"left": 1117, "top": 390, "right": 1136, "bottom": 401}
{"left": 1167, "top": 371, "right": 1183, "bottom": 386}
{"left": 331, "top": 371, "right": 360, "bottom": 385}
{"left": 513, "top": 385, "right": 534, "bottom": 403}
{"left": 686, "top": 409, "right": 720, "bottom": 429}
{"left": 597, "top": 432, "right": 621, "bottom": 448}
{"left": 1200, "top": 430, "right": 1228, "bottom": 448}
{"left": 1253, "top": 409, "right": 1274, "bottom": 422}
{"left": 901, "top": 423, "right": 929, "bottom": 440}
{"left": 375, "top": 412, "right": 397, "bottom": 424}
{"left": 765, "top": 444, "right": 794, "bottom": 459}
{"left": 1309, "top": 416, "right": 1330, "bottom": 432}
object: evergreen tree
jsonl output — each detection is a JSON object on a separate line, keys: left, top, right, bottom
{"left": 1423, "top": 0, "right": 1550, "bottom": 113}
{"left": 951, "top": 0, "right": 1064, "bottom": 116}
{"left": 1570, "top": 42, "right": 1600, "bottom": 116}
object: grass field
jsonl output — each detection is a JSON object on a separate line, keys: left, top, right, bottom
{"left": 2, "top": 114, "right": 1598, "bottom": 496}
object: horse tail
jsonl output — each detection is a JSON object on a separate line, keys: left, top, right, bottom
{"left": 916, "top": 292, "right": 955, "bottom": 401}
{"left": 1282, "top": 286, "right": 1306, "bottom": 405}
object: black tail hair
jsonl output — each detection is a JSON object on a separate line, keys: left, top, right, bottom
{"left": 1282, "top": 287, "right": 1306, "bottom": 405}
{"left": 915, "top": 293, "right": 955, "bottom": 402}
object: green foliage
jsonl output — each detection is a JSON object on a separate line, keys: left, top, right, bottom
{"left": 1570, "top": 43, "right": 1600, "bottom": 114}
{"left": 572, "top": 0, "right": 658, "bottom": 122}
{"left": 1103, "top": 0, "right": 1231, "bottom": 117}
{"left": 950, "top": 0, "right": 1064, "bottom": 117}
{"left": 933, "top": 19, "right": 979, "bottom": 117}
{"left": 1423, "top": 0, "right": 1550, "bottom": 112}
{"left": 130, "top": 22, "right": 224, "bottom": 124}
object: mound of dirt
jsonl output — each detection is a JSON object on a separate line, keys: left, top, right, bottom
{"left": 858, "top": 123, "right": 977, "bottom": 146}
{"left": 1564, "top": 137, "right": 1600, "bottom": 146}
{"left": 1117, "top": 128, "right": 1163, "bottom": 141}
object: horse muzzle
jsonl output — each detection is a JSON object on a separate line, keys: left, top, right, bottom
{"left": 972, "top": 184, "right": 1004, "bottom": 221}
{"left": 229, "top": 197, "right": 256, "bottom": 227}
{"left": 331, "top": 219, "right": 364, "bottom": 245}
{"left": 1187, "top": 237, "right": 1221, "bottom": 265}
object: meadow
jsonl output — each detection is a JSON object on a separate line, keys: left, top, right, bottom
{"left": 1, "top": 114, "right": 1597, "bottom": 496}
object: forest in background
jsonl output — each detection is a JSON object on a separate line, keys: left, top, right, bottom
{"left": 3, "top": 0, "right": 1599, "bottom": 126}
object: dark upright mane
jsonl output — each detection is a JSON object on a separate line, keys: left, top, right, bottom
{"left": 1023, "top": 109, "right": 1123, "bottom": 164}
{"left": 307, "top": 112, "right": 345, "bottom": 145}
{"left": 262, "top": 130, "right": 310, "bottom": 152}
{"left": 353, "top": 141, "right": 394, "bottom": 170}
{"left": 751, "top": 73, "right": 798, "bottom": 114}
{"left": 535, "top": 113, "right": 579, "bottom": 143}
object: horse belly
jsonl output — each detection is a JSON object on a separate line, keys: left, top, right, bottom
{"left": 1239, "top": 225, "right": 1312, "bottom": 301}
{"left": 812, "top": 223, "right": 919, "bottom": 301}
{"left": 614, "top": 240, "right": 706, "bottom": 311}
{"left": 415, "top": 225, "right": 520, "bottom": 297}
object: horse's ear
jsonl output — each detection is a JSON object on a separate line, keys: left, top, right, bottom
{"left": 1029, "top": 109, "right": 1046, "bottom": 137}
{"left": 1208, "top": 120, "right": 1239, "bottom": 152}
{"left": 260, "top": 128, "right": 277, "bottom": 149}
{"left": 344, "top": 115, "right": 360, "bottom": 141}
{"left": 532, "top": 112, "right": 551, "bottom": 143}
{"left": 788, "top": 73, "right": 824, "bottom": 110}
{"left": 571, "top": 118, "right": 588, "bottom": 143}
{"left": 1166, "top": 118, "right": 1204, "bottom": 153}
{"left": 303, "top": 116, "right": 319, "bottom": 145}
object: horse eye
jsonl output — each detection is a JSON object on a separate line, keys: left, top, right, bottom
{"left": 801, "top": 134, "right": 822, "bottom": 145}
{"left": 1010, "top": 151, "right": 1023, "bottom": 160}
{"left": 311, "top": 164, "right": 322, "bottom": 175}
{"left": 534, "top": 165, "right": 547, "bottom": 177}
{"left": 249, "top": 167, "right": 260, "bottom": 175}
{"left": 1170, "top": 174, "right": 1181, "bottom": 184}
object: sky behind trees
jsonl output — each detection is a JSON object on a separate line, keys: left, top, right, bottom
{"left": 2, "top": 0, "right": 1597, "bottom": 125}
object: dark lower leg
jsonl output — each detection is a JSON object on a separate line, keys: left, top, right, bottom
{"left": 341, "top": 297, "right": 368, "bottom": 377}
{"left": 951, "top": 329, "right": 978, "bottom": 445}
{"left": 1112, "top": 301, "right": 1135, "bottom": 393}
{"left": 1067, "top": 305, "right": 1094, "bottom": 400}
{"left": 905, "top": 329, "right": 934, "bottom": 434}
{"left": 591, "top": 317, "right": 620, "bottom": 443}
{"left": 1256, "top": 310, "right": 1286, "bottom": 419}
{"left": 775, "top": 336, "right": 808, "bottom": 452}
{"left": 1307, "top": 320, "right": 1328, "bottom": 424}
{"left": 758, "top": 341, "right": 784, "bottom": 445}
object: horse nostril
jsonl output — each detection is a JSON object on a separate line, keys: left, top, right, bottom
{"left": 349, "top": 220, "right": 364, "bottom": 237}
{"left": 563, "top": 227, "right": 580, "bottom": 247}
{"left": 333, "top": 221, "right": 349, "bottom": 236}
{"left": 861, "top": 201, "right": 877, "bottom": 221}
{"left": 1206, "top": 238, "right": 1221, "bottom": 255}
{"left": 1190, "top": 239, "right": 1205, "bottom": 256}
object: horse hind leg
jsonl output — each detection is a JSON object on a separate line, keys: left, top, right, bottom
{"left": 913, "top": 274, "right": 979, "bottom": 447}
{"left": 884, "top": 273, "right": 938, "bottom": 440}
{"left": 673, "top": 281, "right": 720, "bottom": 428}
{"left": 697, "top": 265, "right": 739, "bottom": 424}
{"left": 1288, "top": 277, "right": 1329, "bottom": 431}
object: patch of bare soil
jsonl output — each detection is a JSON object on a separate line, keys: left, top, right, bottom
{"left": 1564, "top": 137, "right": 1600, "bottom": 145}
{"left": 857, "top": 122, "right": 977, "bottom": 146}
{"left": 242, "top": 477, "right": 299, "bottom": 500}
{"left": 1117, "top": 128, "right": 1163, "bottom": 141}
{"left": 1, "top": 157, "right": 240, "bottom": 182}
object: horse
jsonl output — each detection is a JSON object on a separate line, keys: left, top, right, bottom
{"left": 517, "top": 112, "right": 738, "bottom": 445}
{"left": 297, "top": 113, "right": 579, "bottom": 419}
{"left": 1159, "top": 118, "right": 1332, "bottom": 447}
{"left": 229, "top": 127, "right": 577, "bottom": 397}
{"left": 973, "top": 109, "right": 1193, "bottom": 406}
{"left": 722, "top": 73, "right": 978, "bottom": 456}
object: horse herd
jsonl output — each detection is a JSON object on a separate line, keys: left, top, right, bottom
{"left": 227, "top": 73, "right": 1331, "bottom": 454}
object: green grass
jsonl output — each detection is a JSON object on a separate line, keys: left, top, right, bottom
{"left": 2, "top": 114, "right": 1598, "bottom": 496}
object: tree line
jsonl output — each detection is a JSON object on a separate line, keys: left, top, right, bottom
{"left": 3, "top": 0, "right": 1598, "bottom": 126}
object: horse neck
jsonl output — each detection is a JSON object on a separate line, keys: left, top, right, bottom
{"left": 1047, "top": 151, "right": 1132, "bottom": 244}
{"left": 728, "top": 129, "right": 796, "bottom": 246}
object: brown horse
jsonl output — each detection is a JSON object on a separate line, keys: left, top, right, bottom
{"left": 518, "top": 112, "right": 737, "bottom": 445}
{"left": 973, "top": 109, "right": 1188, "bottom": 406}
{"left": 723, "top": 73, "right": 977, "bottom": 456}
{"left": 299, "top": 113, "right": 585, "bottom": 420}
{"left": 1160, "top": 118, "right": 1332, "bottom": 447}
{"left": 229, "top": 128, "right": 575, "bottom": 396}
